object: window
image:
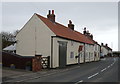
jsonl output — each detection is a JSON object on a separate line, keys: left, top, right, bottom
{"left": 71, "top": 41, "right": 74, "bottom": 46}
{"left": 70, "top": 52, "right": 74, "bottom": 58}
{"left": 95, "top": 45, "right": 97, "bottom": 50}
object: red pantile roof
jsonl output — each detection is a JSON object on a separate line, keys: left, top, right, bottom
{"left": 104, "top": 46, "right": 112, "bottom": 51}
{"left": 36, "top": 13, "right": 94, "bottom": 45}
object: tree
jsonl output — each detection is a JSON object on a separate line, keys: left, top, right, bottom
{"left": 1, "top": 30, "right": 19, "bottom": 49}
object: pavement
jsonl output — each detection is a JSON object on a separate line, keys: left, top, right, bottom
{"left": 2, "top": 63, "right": 82, "bottom": 82}
{"left": 2, "top": 57, "right": 120, "bottom": 83}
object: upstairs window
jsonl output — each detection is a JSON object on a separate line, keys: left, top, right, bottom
{"left": 70, "top": 52, "right": 74, "bottom": 58}
{"left": 71, "top": 41, "right": 74, "bottom": 46}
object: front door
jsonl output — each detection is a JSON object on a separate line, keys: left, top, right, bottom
{"left": 58, "top": 41, "right": 67, "bottom": 68}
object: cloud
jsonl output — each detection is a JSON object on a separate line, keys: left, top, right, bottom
{"left": 2, "top": 2, "right": 118, "bottom": 51}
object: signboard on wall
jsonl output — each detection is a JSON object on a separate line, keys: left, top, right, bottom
{"left": 78, "top": 45, "right": 83, "bottom": 52}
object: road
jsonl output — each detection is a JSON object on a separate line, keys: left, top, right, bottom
{"left": 3, "top": 57, "right": 119, "bottom": 83}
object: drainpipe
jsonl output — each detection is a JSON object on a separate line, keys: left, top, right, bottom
{"left": 35, "top": 26, "right": 37, "bottom": 55}
{"left": 51, "top": 37, "right": 53, "bottom": 68}
{"left": 78, "top": 52, "right": 80, "bottom": 65}
{"left": 84, "top": 43, "right": 86, "bottom": 63}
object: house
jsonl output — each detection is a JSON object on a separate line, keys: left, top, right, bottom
{"left": 104, "top": 44, "right": 112, "bottom": 56}
{"left": 100, "top": 43, "right": 112, "bottom": 57}
{"left": 16, "top": 10, "right": 100, "bottom": 68}
{"left": 94, "top": 42, "right": 101, "bottom": 61}
{"left": 3, "top": 43, "right": 16, "bottom": 53}
{"left": 83, "top": 27, "right": 100, "bottom": 61}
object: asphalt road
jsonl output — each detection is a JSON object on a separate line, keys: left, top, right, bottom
{"left": 28, "top": 57, "right": 119, "bottom": 83}
{"left": 3, "top": 57, "right": 119, "bottom": 83}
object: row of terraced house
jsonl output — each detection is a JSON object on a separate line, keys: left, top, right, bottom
{"left": 4, "top": 10, "right": 112, "bottom": 69}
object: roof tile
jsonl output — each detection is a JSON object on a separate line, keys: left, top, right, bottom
{"left": 36, "top": 14, "right": 94, "bottom": 45}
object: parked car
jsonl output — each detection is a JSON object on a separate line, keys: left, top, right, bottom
{"left": 100, "top": 53, "right": 104, "bottom": 58}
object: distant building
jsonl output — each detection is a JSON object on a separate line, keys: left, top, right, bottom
{"left": 100, "top": 43, "right": 112, "bottom": 57}
{"left": 113, "top": 51, "right": 120, "bottom": 57}
{"left": 83, "top": 28, "right": 100, "bottom": 61}
{"left": 3, "top": 43, "right": 16, "bottom": 53}
{"left": 16, "top": 10, "right": 101, "bottom": 68}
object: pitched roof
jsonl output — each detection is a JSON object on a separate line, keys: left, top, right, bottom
{"left": 3, "top": 43, "right": 16, "bottom": 51}
{"left": 104, "top": 46, "right": 112, "bottom": 51}
{"left": 36, "top": 13, "right": 94, "bottom": 45}
{"left": 86, "top": 36, "right": 101, "bottom": 46}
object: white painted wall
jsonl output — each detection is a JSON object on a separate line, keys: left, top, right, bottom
{"left": 52, "top": 37, "right": 84, "bottom": 68}
{"left": 108, "top": 50, "right": 112, "bottom": 54}
{"left": 85, "top": 44, "right": 94, "bottom": 62}
{"left": 16, "top": 14, "right": 55, "bottom": 57}
{"left": 101, "top": 46, "right": 108, "bottom": 56}
{"left": 94, "top": 44, "right": 100, "bottom": 61}
{"left": 16, "top": 15, "right": 36, "bottom": 56}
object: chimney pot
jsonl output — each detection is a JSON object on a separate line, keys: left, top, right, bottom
{"left": 47, "top": 10, "right": 55, "bottom": 22}
{"left": 83, "top": 27, "right": 87, "bottom": 34}
{"left": 52, "top": 10, "right": 54, "bottom": 14}
{"left": 48, "top": 10, "right": 51, "bottom": 15}
{"left": 101, "top": 43, "right": 104, "bottom": 46}
{"left": 84, "top": 27, "right": 86, "bottom": 31}
{"left": 87, "top": 30, "right": 89, "bottom": 33}
{"left": 90, "top": 34, "right": 93, "bottom": 39}
{"left": 69, "top": 20, "right": 72, "bottom": 24}
{"left": 68, "top": 20, "right": 74, "bottom": 30}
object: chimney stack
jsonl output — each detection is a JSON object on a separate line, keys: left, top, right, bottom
{"left": 90, "top": 34, "right": 93, "bottom": 39}
{"left": 47, "top": 10, "right": 55, "bottom": 22}
{"left": 83, "top": 27, "right": 86, "bottom": 34}
{"left": 86, "top": 30, "right": 90, "bottom": 35}
{"left": 83, "top": 28, "right": 93, "bottom": 39}
{"left": 101, "top": 43, "right": 104, "bottom": 46}
{"left": 68, "top": 20, "right": 74, "bottom": 30}
{"left": 106, "top": 44, "right": 108, "bottom": 47}
{"left": 47, "top": 10, "right": 51, "bottom": 18}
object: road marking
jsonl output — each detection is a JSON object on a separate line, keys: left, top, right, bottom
{"left": 79, "top": 80, "right": 83, "bottom": 82}
{"left": 88, "top": 72, "right": 99, "bottom": 79}
{"left": 111, "top": 64, "right": 113, "bottom": 66}
{"left": 107, "top": 65, "right": 110, "bottom": 68}
{"left": 75, "top": 80, "right": 83, "bottom": 84}
{"left": 114, "top": 58, "right": 116, "bottom": 61}
{"left": 101, "top": 68, "right": 107, "bottom": 72}
{"left": 111, "top": 62, "right": 115, "bottom": 66}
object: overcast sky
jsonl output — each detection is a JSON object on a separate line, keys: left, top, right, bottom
{"left": 2, "top": 2, "right": 118, "bottom": 51}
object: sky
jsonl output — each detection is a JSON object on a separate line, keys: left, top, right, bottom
{"left": 1, "top": 2, "right": 118, "bottom": 51}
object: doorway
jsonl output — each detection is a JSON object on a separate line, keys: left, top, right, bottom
{"left": 58, "top": 41, "right": 67, "bottom": 68}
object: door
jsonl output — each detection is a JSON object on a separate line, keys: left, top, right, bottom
{"left": 58, "top": 41, "right": 67, "bottom": 68}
